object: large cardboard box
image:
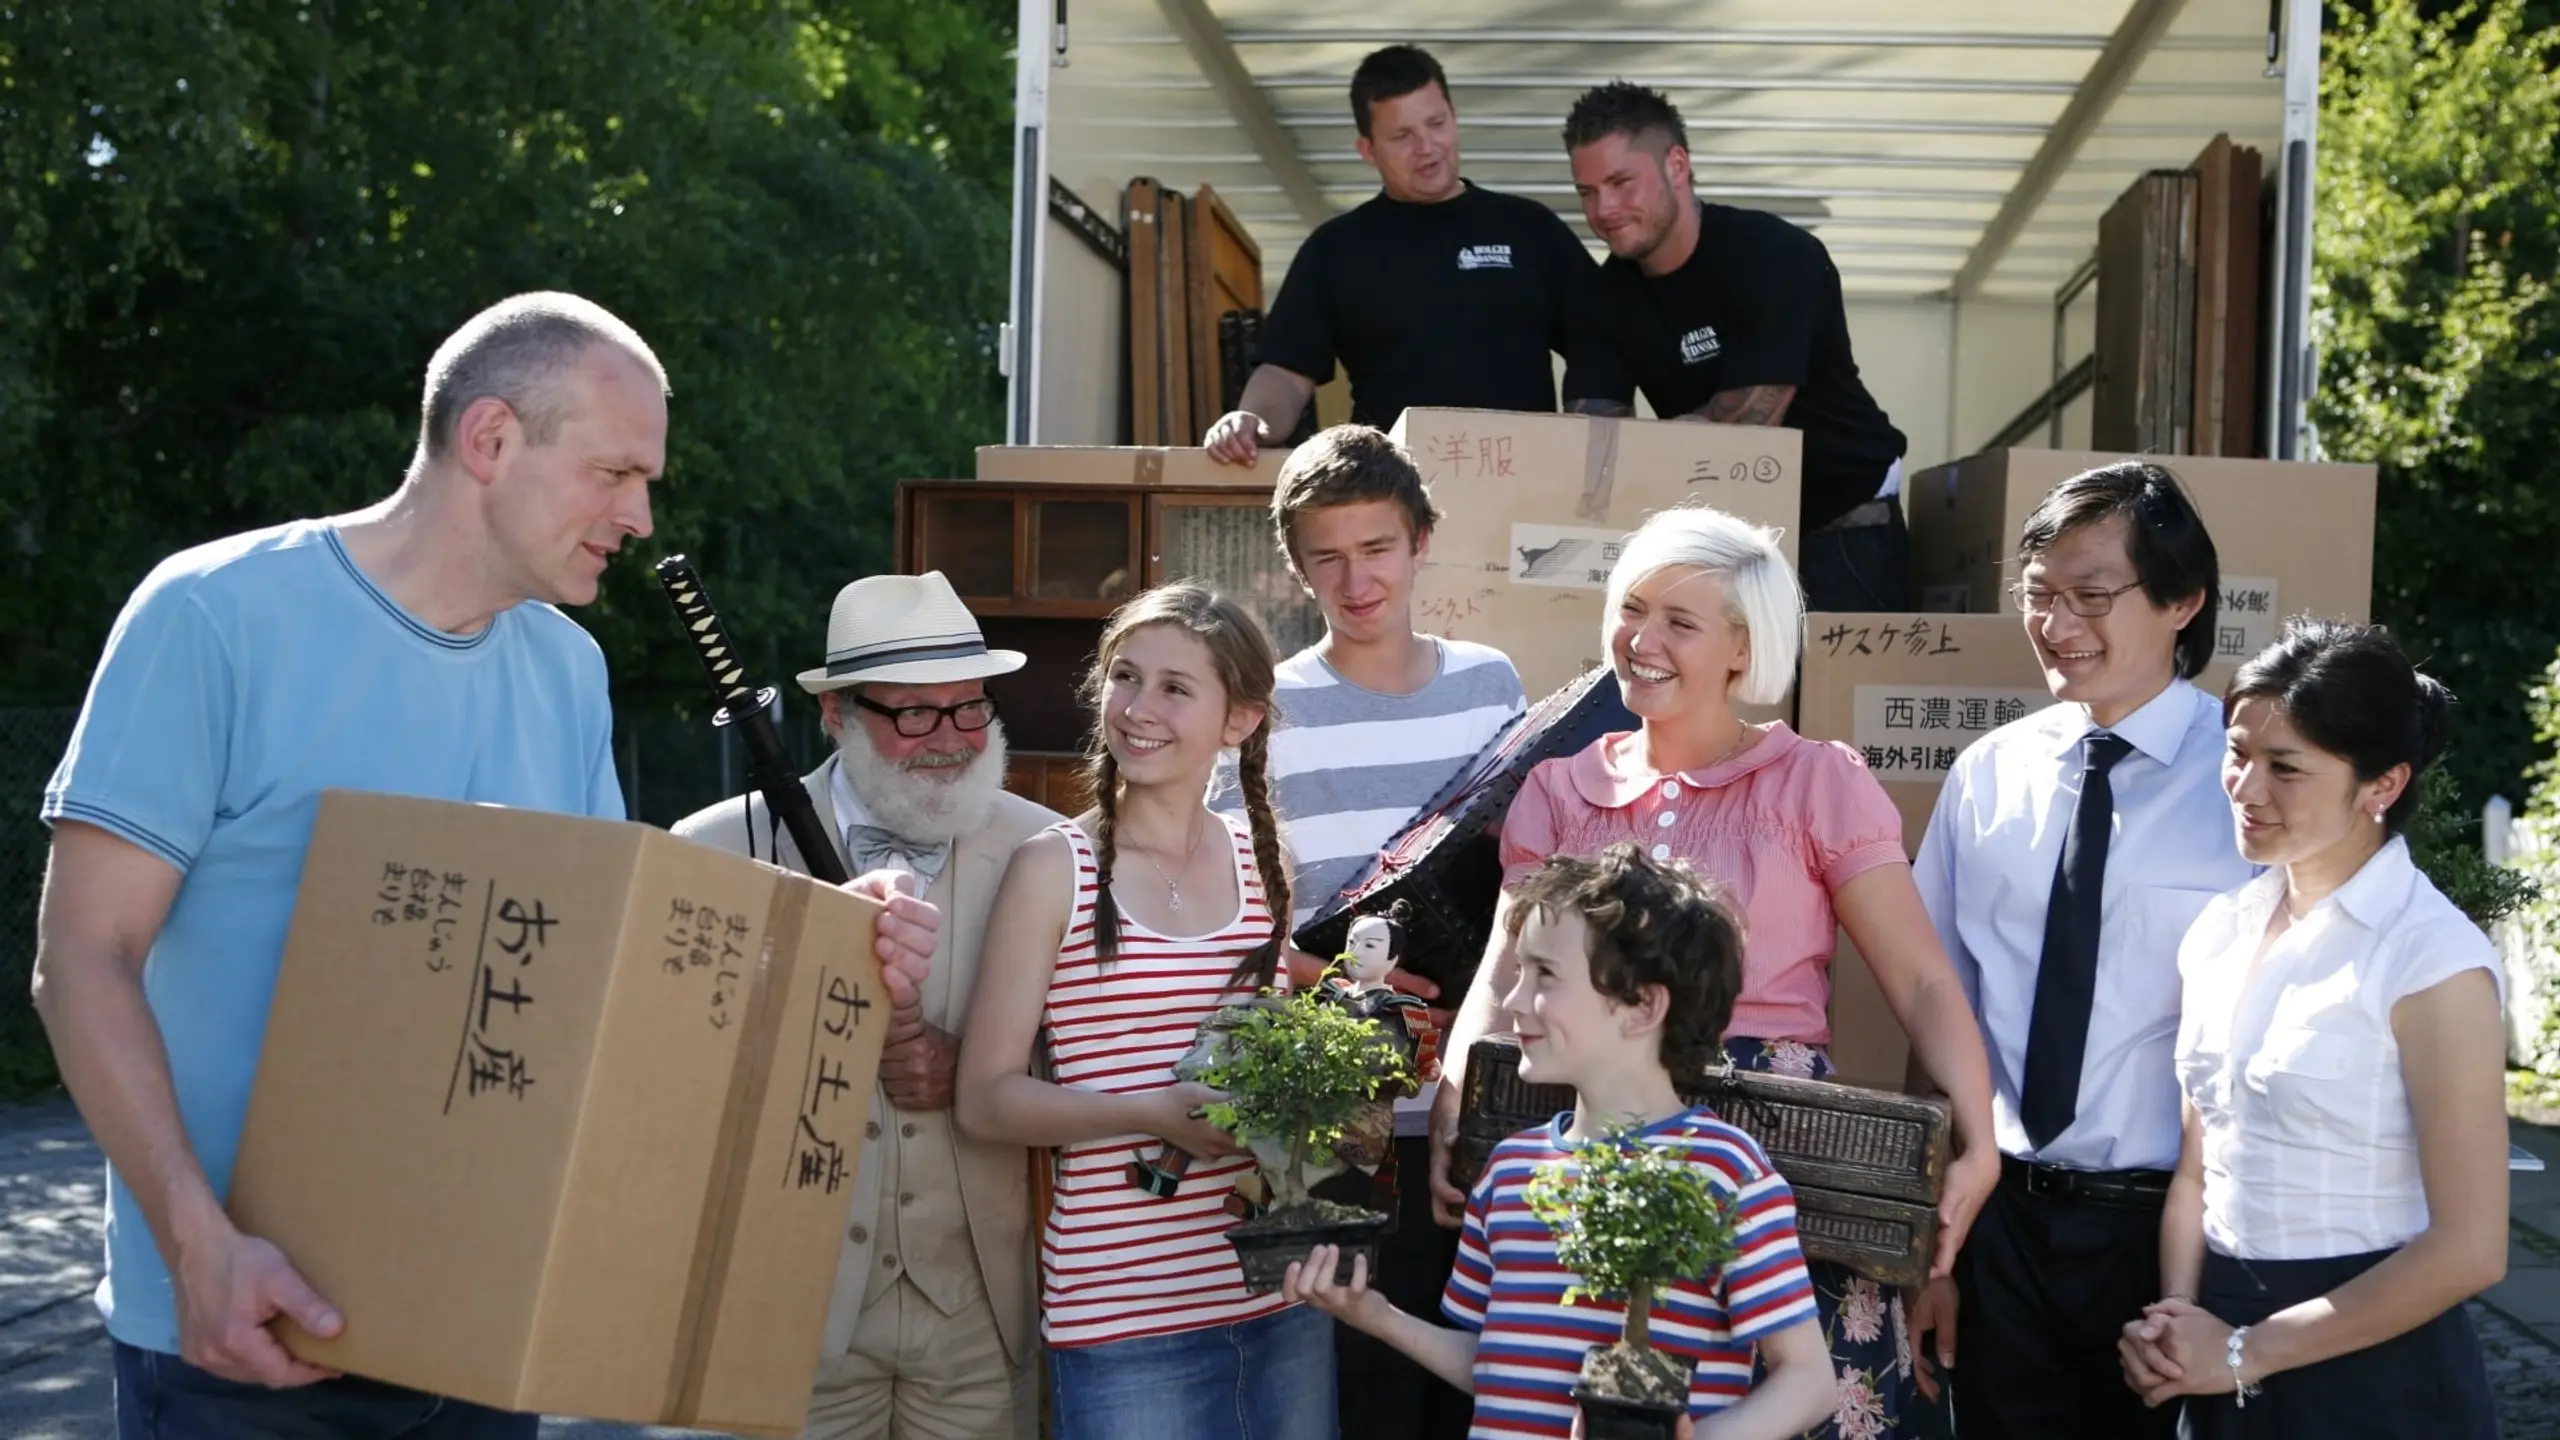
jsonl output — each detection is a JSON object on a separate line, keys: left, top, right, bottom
{"left": 974, "top": 442, "right": 1287, "bottom": 489}
{"left": 1388, "top": 408, "right": 1804, "bottom": 703}
{"left": 1796, "top": 614, "right": 2060, "bottom": 1087}
{"left": 229, "top": 792, "right": 888, "bottom": 1435}
{"left": 1905, "top": 448, "right": 2377, "bottom": 692}
{"left": 1797, "top": 613, "right": 2059, "bottom": 851}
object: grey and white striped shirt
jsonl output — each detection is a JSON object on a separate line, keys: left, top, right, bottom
{"left": 1213, "top": 637, "right": 1525, "bottom": 926}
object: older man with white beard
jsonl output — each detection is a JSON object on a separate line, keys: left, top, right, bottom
{"left": 674, "top": 572, "right": 1060, "bottom": 1440}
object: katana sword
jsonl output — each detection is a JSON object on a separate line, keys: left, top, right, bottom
{"left": 655, "top": 555, "right": 851, "bottom": 886}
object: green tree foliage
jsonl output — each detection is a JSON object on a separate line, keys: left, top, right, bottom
{"left": 1524, "top": 1129, "right": 1737, "bottom": 1351}
{"left": 2317, "top": 0, "right": 2560, "bottom": 806}
{"left": 1194, "top": 986, "right": 1413, "bottom": 1207}
{"left": 0, "top": 0, "right": 1015, "bottom": 718}
{"left": 2406, "top": 765, "right": 2540, "bottom": 926}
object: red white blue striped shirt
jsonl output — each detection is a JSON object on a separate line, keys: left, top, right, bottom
{"left": 1440, "top": 1107, "right": 1820, "bottom": 1438}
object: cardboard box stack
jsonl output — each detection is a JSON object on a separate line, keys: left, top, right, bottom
{"left": 1792, "top": 614, "right": 2059, "bottom": 1084}
{"left": 1904, "top": 448, "right": 2379, "bottom": 694}
{"left": 976, "top": 410, "right": 1803, "bottom": 711}
{"left": 1387, "top": 407, "right": 1803, "bottom": 703}
{"left": 1797, "top": 447, "right": 2379, "bottom": 1084}
{"left": 228, "top": 792, "right": 888, "bottom": 1436}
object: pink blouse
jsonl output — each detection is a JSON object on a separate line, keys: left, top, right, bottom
{"left": 1498, "top": 724, "right": 1907, "bottom": 1047}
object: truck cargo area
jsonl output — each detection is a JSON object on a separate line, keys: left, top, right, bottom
{"left": 1002, "top": 0, "right": 2321, "bottom": 470}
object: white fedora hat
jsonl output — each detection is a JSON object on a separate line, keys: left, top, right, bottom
{"left": 795, "top": 572, "right": 1026, "bottom": 693}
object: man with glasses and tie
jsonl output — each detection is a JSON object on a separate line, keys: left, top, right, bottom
{"left": 1908, "top": 462, "right": 2257, "bottom": 1438}
{"left": 675, "top": 571, "right": 1060, "bottom": 1440}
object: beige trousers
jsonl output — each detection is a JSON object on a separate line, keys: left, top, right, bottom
{"left": 799, "top": 1275, "right": 1028, "bottom": 1440}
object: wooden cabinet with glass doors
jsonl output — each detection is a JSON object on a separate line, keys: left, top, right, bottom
{"left": 896, "top": 479, "right": 1322, "bottom": 816}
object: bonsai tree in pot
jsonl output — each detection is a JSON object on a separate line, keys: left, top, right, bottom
{"left": 1524, "top": 1126, "right": 1740, "bottom": 1440}
{"left": 1181, "top": 975, "right": 1416, "bottom": 1292}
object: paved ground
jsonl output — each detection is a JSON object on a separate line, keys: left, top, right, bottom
{"left": 0, "top": 1096, "right": 720, "bottom": 1440}
{"left": 10, "top": 1094, "right": 2560, "bottom": 1436}
{"left": 2482, "top": 1121, "right": 2560, "bottom": 1438}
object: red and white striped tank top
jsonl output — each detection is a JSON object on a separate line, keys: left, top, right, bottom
{"left": 1038, "top": 814, "right": 1297, "bottom": 1348}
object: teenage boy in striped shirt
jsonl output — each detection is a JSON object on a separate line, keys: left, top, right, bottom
{"left": 1281, "top": 845, "right": 1835, "bottom": 1440}
{"left": 1211, "top": 423, "right": 1524, "bottom": 1439}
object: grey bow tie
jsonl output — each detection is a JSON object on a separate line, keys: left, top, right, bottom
{"left": 843, "top": 824, "right": 950, "bottom": 885}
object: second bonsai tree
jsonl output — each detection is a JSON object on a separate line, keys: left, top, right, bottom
{"left": 1525, "top": 1125, "right": 1741, "bottom": 1440}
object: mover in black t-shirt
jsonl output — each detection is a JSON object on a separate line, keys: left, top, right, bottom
{"left": 1204, "top": 47, "right": 1614, "bottom": 464}
{"left": 1561, "top": 82, "right": 1913, "bottom": 612}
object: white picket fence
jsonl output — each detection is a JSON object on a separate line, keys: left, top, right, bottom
{"left": 2490, "top": 795, "right": 2560, "bottom": 1071}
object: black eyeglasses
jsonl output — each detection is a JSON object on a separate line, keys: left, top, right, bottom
{"left": 2008, "top": 580, "right": 2145, "bottom": 618}
{"left": 849, "top": 694, "right": 999, "bottom": 738}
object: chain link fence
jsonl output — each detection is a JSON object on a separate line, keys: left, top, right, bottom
{"left": 0, "top": 701, "right": 826, "bottom": 1100}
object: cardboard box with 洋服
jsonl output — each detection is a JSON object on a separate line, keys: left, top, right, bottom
{"left": 1904, "top": 448, "right": 2376, "bottom": 691}
{"left": 227, "top": 791, "right": 889, "bottom": 1435}
{"left": 1794, "top": 613, "right": 2058, "bottom": 1088}
{"left": 1387, "top": 408, "right": 1803, "bottom": 705}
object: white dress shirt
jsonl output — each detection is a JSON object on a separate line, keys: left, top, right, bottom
{"left": 1914, "top": 680, "right": 2258, "bottom": 1171}
{"left": 2176, "top": 836, "right": 2503, "bottom": 1259}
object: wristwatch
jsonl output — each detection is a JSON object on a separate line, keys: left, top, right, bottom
{"left": 2226, "top": 1325, "right": 2265, "bottom": 1407}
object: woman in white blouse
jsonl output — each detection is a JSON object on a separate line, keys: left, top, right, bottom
{"left": 2117, "top": 619, "right": 2507, "bottom": 1436}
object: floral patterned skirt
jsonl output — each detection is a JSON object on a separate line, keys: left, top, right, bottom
{"left": 1725, "top": 1037, "right": 1918, "bottom": 1440}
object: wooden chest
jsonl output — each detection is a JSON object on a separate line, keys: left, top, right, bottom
{"left": 1454, "top": 1036, "right": 1951, "bottom": 1288}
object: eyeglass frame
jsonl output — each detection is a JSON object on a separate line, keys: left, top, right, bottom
{"left": 2007, "top": 578, "right": 2147, "bottom": 618}
{"left": 847, "top": 692, "right": 1000, "bottom": 738}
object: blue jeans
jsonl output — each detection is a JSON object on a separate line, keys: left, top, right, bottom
{"left": 1049, "top": 1302, "right": 1339, "bottom": 1440}
{"left": 114, "top": 1341, "right": 537, "bottom": 1440}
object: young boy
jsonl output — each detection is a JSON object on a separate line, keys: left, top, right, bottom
{"left": 1211, "top": 423, "right": 1525, "bottom": 1439}
{"left": 1282, "top": 844, "right": 1835, "bottom": 1439}
{"left": 1216, "top": 422, "right": 1525, "bottom": 941}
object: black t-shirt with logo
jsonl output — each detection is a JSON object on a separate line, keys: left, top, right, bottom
{"left": 1255, "top": 180, "right": 1613, "bottom": 431}
{"left": 1583, "top": 202, "right": 1907, "bottom": 530}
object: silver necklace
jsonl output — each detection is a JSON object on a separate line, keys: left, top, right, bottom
{"left": 1704, "top": 721, "right": 1757, "bottom": 769}
{"left": 1651, "top": 720, "right": 1755, "bottom": 774}
{"left": 1133, "top": 816, "right": 1209, "bottom": 911}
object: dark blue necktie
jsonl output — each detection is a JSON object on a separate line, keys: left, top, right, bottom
{"left": 2020, "top": 731, "right": 2135, "bottom": 1150}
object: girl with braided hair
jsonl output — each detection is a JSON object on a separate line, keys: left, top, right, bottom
{"left": 956, "top": 582, "right": 1333, "bottom": 1440}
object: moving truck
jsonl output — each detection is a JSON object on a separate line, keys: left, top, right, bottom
{"left": 992, "top": 0, "right": 2325, "bottom": 474}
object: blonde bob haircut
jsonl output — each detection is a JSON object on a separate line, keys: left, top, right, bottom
{"left": 1600, "top": 504, "right": 1802, "bottom": 707}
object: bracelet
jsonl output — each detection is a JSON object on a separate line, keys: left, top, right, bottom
{"left": 2226, "top": 1325, "right": 2264, "bottom": 1407}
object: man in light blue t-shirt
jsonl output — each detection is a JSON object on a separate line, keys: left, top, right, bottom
{"left": 31, "top": 293, "right": 940, "bottom": 1440}
{"left": 1213, "top": 424, "right": 1523, "bottom": 1440}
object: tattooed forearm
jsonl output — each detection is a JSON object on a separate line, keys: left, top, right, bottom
{"left": 1696, "top": 384, "right": 1796, "bottom": 427}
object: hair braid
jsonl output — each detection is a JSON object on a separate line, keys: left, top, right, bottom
{"left": 1232, "top": 725, "right": 1290, "bottom": 992}
{"left": 1086, "top": 749, "right": 1124, "bottom": 968}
